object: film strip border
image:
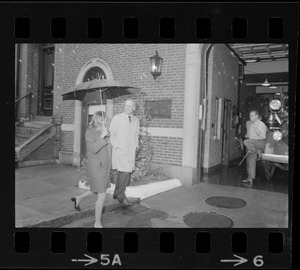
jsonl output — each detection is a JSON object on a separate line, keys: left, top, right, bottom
{"left": 14, "top": 16, "right": 285, "bottom": 40}
{"left": 8, "top": 229, "right": 291, "bottom": 268}
{"left": 0, "top": 2, "right": 298, "bottom": 42}
{"left": 1, "top": 1, "right": 297, "bottom": 269}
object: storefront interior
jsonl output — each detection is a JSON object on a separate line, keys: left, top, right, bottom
{"left": 202, "top": 44, "right": 289, "bottom": 194}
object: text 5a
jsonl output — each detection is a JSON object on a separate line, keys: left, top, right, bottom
{"left": 71, "top": 253, "right": 122, "bottom": 267}
{"left": 100, "top": 254, "right": 122, "bottom": 266}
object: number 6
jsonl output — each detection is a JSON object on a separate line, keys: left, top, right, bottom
{"left": 253, "top": 255, "right": 264, "bottom": 267}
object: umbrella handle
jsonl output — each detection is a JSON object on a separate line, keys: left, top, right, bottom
{"left": 99, "top": 89, "right": 106, "bottom": 128}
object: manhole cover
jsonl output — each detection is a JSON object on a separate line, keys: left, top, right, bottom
{"left": 184, "top": 212, "right": 233, "bottom": 228}
{"left": 205, "top": 196, "right": 247, "bottom": 208}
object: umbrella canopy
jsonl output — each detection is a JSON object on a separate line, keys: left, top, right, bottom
{"left": 62, "top": 79, "right": 142, "bottom": 102}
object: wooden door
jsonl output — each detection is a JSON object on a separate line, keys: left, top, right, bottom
{"left": 39, "top": 46, "right": 54, "bottom": 116}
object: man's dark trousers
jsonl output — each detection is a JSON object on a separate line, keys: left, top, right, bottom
{"left": 113, "top": 171, "right": 130, "bottom": 201}
{"left": 244, "top": 139, "right": 266, "bottom": 180}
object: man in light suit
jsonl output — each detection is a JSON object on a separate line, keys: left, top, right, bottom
{"left": 109, "top": 99, "right": 140, "bottom": 205}
{"left": 242, "top": 110, "right": 267, "bottom": 185}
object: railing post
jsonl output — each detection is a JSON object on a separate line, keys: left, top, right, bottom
{"left": 15, "top": 92, "right": 33, "bottom": 122}
{"left": 28, "top": 94, "right": 32, "bottom": 121}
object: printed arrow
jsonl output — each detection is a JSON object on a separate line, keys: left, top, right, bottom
{"left": 71, "top": 254, "right": 98, "bottom": 266}
{"left": 220, "top": 254, "right": 248, "bottom": 267}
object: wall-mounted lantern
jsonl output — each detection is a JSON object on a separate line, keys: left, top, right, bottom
{"left": 149, "top": 50, "right": 163, "bottom": 80}
{"left": 261, "top": 78, "right": 271, "bottom": 87}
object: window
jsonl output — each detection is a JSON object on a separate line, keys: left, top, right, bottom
{"left": 83, "top": 66, "right": 106, "bottom": 82}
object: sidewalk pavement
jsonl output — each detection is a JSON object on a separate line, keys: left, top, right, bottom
{"left": 141, "top": 182, "right": 288, "bottom": 228}
{"left": 64, "top": 181, "right": 289, "bottom": 228}
{"left": 15, "top": 164, "right": 139, "bottom": 228}
{"left": 15, "top": 164, "right": 289, "bottom": 228}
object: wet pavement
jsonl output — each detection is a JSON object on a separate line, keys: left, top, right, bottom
{"left": 202, "top": 160, "right": 289, "bottom": 194}
{"left": 16, "top": 163, "right": 289, "bottom": 228}
{"left": 63, "top": 204, "right": 169, "bottom": 228}
{"left": 15, "top": 164, "right": 124, "bottom": 227}
{"left": 64, "top": 182, "right": 288, "bottom": 228}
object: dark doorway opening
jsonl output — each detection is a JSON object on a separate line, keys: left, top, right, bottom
{"left": 39, "top": 45, "right": 54, "bottom": 116}
{"left": 80, "top": 66, "right": 107, "bottom": 161}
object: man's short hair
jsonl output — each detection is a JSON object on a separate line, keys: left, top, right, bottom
{"left": 125, "top": 98, "right": 136, "bottom": 106}
{"left": 249, "top": 110, "right": 260, "bottom": 116}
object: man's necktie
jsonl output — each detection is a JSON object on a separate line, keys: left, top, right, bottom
{"left": 128, "top": 115, "right": 131, "bottom": 123}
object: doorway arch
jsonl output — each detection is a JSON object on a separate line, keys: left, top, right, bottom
{"left": 75, "top": 58, "right": 114, "bottom": 84}
{"left": 73, "top": 58, "right": 114, "bottom": 166}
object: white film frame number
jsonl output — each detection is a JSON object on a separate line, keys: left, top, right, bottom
{"left": 253, "top": 255, "right": 264, "bottom": 267}
{"left": 100, "top": 254, "right": 110, "bottom": 266}
{"left": 100, "top": 254, "right": 122, "bottom": 266}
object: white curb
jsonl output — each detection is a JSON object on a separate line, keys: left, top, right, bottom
{"left": 79, "top": 179, "right": 182, "bottom": 200}
{"left": 106, "top": 179, "right": 182, "bottom": 200}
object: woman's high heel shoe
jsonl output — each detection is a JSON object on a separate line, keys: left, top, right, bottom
{"left": 71, "top": 197, "right": 81, "bottom": 211}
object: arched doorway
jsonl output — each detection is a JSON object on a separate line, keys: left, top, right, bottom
{"left": 81, "top": 66, "right": 108, "bottom": 159}
{"left": 73, "top": 58, "right": 114, "bottom": 166}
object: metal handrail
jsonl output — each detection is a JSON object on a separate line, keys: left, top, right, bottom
{"left": 15, "top": 92, "right": 34, "bottom": 121}
{"left": 15, "top": 92, "right": 33, "bottom": 104}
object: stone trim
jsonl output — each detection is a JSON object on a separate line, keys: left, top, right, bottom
{"left": 148, "top": 127, "right": 183, "bottom": 138}
{"left": 61, "top": 123, "right": 75, "bottom": 131}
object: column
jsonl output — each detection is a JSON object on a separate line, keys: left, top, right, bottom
{"left": 73, "top": 100, "right": 82, "bottom": 166}
{"left": 182, "top": 44, "right": 204, "bottom": 169}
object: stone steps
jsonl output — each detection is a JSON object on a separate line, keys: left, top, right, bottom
{"left": 34, "top": 116, "right": 51, "bottom": 123}
{"left": 15, "top": 125, "right": 40, "bottom": 148}
{"left": 15, "top": 136, "right": 31, "bottom": 148}
{"left": 22, "top": 121, "right": 48, "bottom": 129}
{"left": 15, "top": 120, "right": 52, "bottom": 157}
{"left": 15, "top": 126, "right": 40, "bottom": 138}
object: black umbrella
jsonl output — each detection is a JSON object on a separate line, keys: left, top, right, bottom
{"left": 61, "top": 79, "right": 142, "bottom": 102}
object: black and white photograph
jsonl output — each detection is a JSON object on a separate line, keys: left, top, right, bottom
{"left": 15, "top": 43, "right": 289, "bottom": 229}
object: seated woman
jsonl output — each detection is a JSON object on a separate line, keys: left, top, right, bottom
{"left": 71, "top": 110, "right": 112, "bottom": 228}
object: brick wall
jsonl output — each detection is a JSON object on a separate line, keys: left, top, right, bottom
{"left": 60, "top": 130, "right": 74, "bottom": 152}
{"left": 54, "top": 44, "right": 186, "bottom": 166}
{"left": 203, "top": 44, "right": 241, "bottom": 169}
{"left": 151, "top": 136, "right": 183, "bottom": 166}
{"left": 53, "top": 44, "right": 76, "bottom": 151}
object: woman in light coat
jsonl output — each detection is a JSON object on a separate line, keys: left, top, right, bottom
{"left": 71, "top": 111, "right": 111, "bottom": 228}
